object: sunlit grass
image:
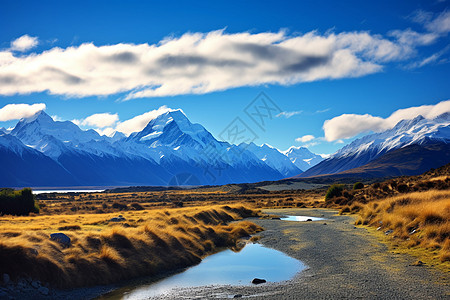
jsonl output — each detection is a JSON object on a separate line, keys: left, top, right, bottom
{"left": 355, "top": 190, "right": 450, "bottom": 264}
{"left": 0, "top": 204, "right": 262, "bottom": 288}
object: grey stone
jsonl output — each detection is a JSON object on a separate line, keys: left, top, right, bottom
{"left": 38, "top": 286, "right": 49, "bottom": 295}
{"left": 384, "top": 230, "right": 393, "bottom": 235}
{"left": 50, "top": 233, "right": 71, "bottom": 247}
{"left": 110, "top": 217, "right": 126, "bottom": 222}
{"left": 31, "top": 280, "right": 41, "bottom": 289}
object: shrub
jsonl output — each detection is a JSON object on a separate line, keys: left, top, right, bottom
{"left": 325, "top": 184, "right": 345, "bottom": 201}
{"left": 353, "top": 182, "right": 364, "bottom": 190}
{"left": 0, "top": 188, "right": 39, "bottom": 216}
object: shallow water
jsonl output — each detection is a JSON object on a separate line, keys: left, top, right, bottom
{"left": 281, "top": 215, "right": 325, "bottom": 222}
{"left": 106, "top": 243, "right": 305, "bottom": 299}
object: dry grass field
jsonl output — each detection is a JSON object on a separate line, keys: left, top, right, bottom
{"left": 0, "top": 204, "right": 261, "bottom": 288}
{"left": 356, "top": 190, "right": 450, "bottom": 264}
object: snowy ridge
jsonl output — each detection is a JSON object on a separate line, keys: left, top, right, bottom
{"left": 4, "top": 110, "right": 324, "bottom": 185}
{"left": 300, "top": 113, "right": 450, "bottom": 177}
{"left": 333, "top": 114, "right": 450, "bottom": 159}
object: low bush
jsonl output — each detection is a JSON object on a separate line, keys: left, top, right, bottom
{"left": 0, "top": 188, "right": 39, "bottom": 216}
{"left": 353, "top": 182, "right": 364, "bottom": 190}
{"left": 325, "top": 184, "right": 345, "bottom": 201}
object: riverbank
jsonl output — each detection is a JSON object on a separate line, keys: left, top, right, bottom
{"left": 133, "top": 208, "right": 449, "bottom": 299}
{"left": 0, "top": 205, "right": 262, "bottom": 298}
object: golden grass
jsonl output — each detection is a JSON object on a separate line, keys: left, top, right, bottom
{"left": 0, "top": 204, "right": 262, "bottom": 288}
{"left": 355, "top": 190, "right": 450, "bottom": 265}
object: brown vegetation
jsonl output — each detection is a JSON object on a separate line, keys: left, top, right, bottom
{"left": 0, "top": 205, "right": 261, "bottom": 288}
{"left": 355, "top": 190, "right": 450, "bottom": 263}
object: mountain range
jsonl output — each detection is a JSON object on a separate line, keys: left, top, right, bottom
{"left": 297, "top": 113, "right": 450, "bottom": 178}
{"left": 1, "top": 109, "right": 448, "bottom": 187}
{"left": 0, "top": 110, "right": 323, "bottom": 187}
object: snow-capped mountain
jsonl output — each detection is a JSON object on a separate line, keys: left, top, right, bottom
{"left": 2, "top": 109, "right": 320, "bottom": 187}
{"left": 300, "top": 113, "right": 450, "bottom": 177}
{"left": 240, "top": 143, "right": 302, "bottom": 177}
{"left": 283, "top": 146, "right": 324, "bottom": 171}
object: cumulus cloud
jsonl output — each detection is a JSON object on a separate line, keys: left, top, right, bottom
{"left": 295, "top": 134, "right": 315, "bottom": 143}
{"left": 77, "top": 113, "right": 119, "bottom": 128}
{"left": 276, "top": 110, "right": 302, "bottom": 118}
{"left": 0, "top": 29, "right": 420, "bottom": 99}
{"left": 323, "top": 99, "right": 450, "bottom": 141}
{"left": 115, "top": 105, "right": 175, "bottom": 135}
{"left": 10, "top": 35, "right": 39, "bottom": 52}
{"left": 0, "top": 103, "right": 46, "bottom": 121}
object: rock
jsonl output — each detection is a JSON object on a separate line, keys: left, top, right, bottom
{"left": 29, "top": 248, "right": 39, "bottom": 256}
{"left": 411, "top": 260, "right": 425, "bottom": 266}
{"left": 306, "top": 219, "right": 312, "bottom": 222}
{"left": 409, "top": 229, "right": 417, "bottom": 235}
{"left": 31, "top": 280, "right": 41, "bottom": 289}
{"left": 271, "top": 217, "right": 281, "bottom": 220}
{"left": 234, "top": 294, "right": 243, "bottom": 298}
{"left": 50, "top": 233, "right": 71, "bottom": 247}
{"left": 323, "top": 223, "right": 327, "bottom": 225}
{"left": 252, "top": 278, "right": 266, "bottom": 284}
{"left": 384, "top": 230, "right": 393, "bottom": 235}
{"left": 376, "top": 226, "right": 382, "bottom": 231}
{"left": 109, "top": 216, "right": 126, "bottom": 222}
{"left": 2, "top": 274, "right": 10, "bottom": 285}
{"left": 38, "top": 286, "right": 49, "bottom": 295}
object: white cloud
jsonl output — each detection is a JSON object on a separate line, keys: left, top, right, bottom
{"left": 115, "top": 105, "right": 175, "bottom": 135}
{"left": 315, "top": 108, "right": 330, "bottom": 113}
{"left": 51, "top": 115, "right": 63, "bottom": 121}
{"left": 425, "top": 10, "right": 450, "bottom": 34}
{"left": 406, "top": 45, "right": 450, "bottom": 69}
{"left": 0, "top": 29, "right": 421, "bottom": 99}
{"left": 10, "top": 35, "right": 39, "bottom": 52}
{"left": 0, "top": 103, "right": 46, "bottom": 121}
{"left": 323, "top": 99, "right": 450, "bottom": 141}
{"left": 389, "top": 29, "right": 438, "bottom": 46}
{"left": 295, "top": 134, "right": 315, "bottom": 143}
{"left": 79, "top": 113, "right": 119, "bottom": 128}
{"left": 276, "top": 110, "right": 302, "bottom": 118}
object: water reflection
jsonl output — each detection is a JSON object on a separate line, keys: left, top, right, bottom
{"left": 281, "top": 216, "right": 324, "bottom": 222}
{"left": 109, "top": 243, "right": 304, "bottom": 299}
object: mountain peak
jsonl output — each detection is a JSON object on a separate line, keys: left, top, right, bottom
{"left": 21, "top": 110, "right": 53, "bottom": 124}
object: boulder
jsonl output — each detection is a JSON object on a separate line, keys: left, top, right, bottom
{"left": 109, "top": 216, "right": 126, "bottom": 222}
{"left": 306, "top": 219, "right": 312, "bottom": 222}
{"left": 38, "top": 286, "right": 49, "bottom": 295}
{"left": 251, "top": 278, "right": 266, "bottom": 284}
{"left": 50, "top": 233, "right": 71, "bottom": 247}
{"left": 31, "top": 280, "right": 41, "bottom": 289}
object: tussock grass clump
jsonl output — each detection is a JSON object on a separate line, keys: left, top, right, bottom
{"left": 0, "top": 205, "right": 262, "bottom": 288}
{"left": 355, "top": 190, "right": 450, "bottom": 262}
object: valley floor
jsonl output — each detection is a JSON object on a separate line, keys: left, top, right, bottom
{"left": 143, "top": 208, "right": 449, "bottom": 299}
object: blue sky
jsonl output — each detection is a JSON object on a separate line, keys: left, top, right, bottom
{"left": 1, "top": 0, "right": 449, "bottom": 154}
